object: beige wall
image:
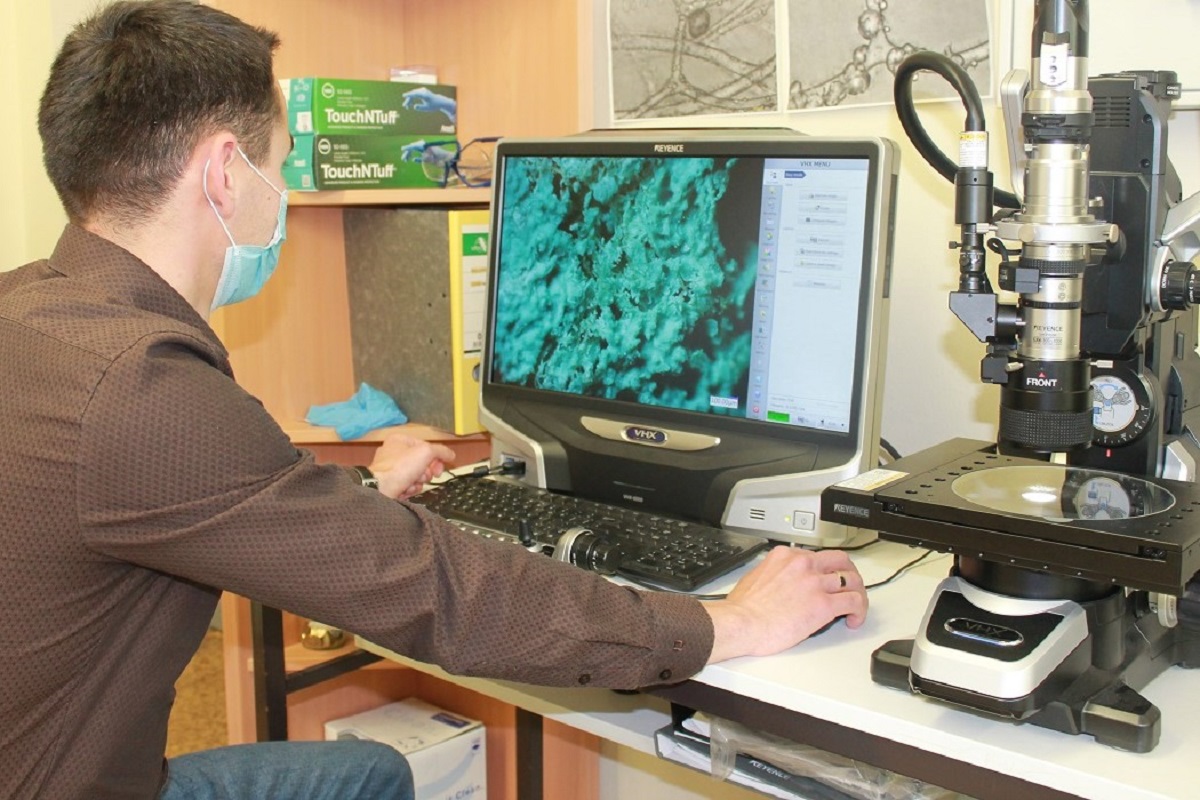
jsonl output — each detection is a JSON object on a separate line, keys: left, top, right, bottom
{"left": 1, "top": 4, "right": 47, "bottom": 270}
{"left": 2, "top": 0, "right": 108, "bottom": 271}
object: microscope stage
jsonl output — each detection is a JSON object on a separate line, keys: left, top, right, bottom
{"left": 822, "top": 438, "right": 1200, "bottom": 594}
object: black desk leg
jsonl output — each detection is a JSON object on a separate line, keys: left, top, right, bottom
{"left": 250, "top": 602, "right": 289, "bottom": 741}
{"left": 515, "top": 707, "right": 544, "bottom": 800}
{"left": 249, "top": 601, "right": 384, "bottom": 744}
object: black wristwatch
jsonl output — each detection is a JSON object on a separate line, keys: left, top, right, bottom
{"left": 349, "top": 465, "right": 380, "bottom": 490}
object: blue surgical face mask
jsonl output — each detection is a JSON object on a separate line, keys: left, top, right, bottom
{"left": 204, "top": 147, "right": 288, "bottom": 311}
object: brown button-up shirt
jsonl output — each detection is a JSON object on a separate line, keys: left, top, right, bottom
{"left": 0, "top": 225, "right": 713, "bottom": 800}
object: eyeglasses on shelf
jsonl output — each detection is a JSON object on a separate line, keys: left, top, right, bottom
{"left": 400, "top": 136, "right": 500, "bottom": 188}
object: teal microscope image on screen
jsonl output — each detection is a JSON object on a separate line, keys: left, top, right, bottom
{"left": 491, "top": 155, "right": 761, "bottom": 419}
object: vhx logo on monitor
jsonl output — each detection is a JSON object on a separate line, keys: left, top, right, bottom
{"left": 653, "top": 144, "right": 685, "bottom": 153}
{"left": 623, "top": 426, "right": 668, "bottom": 445}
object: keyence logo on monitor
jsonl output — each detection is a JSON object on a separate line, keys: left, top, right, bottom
{"left": 653, "top": 144, "right": 685, "bottom": 153}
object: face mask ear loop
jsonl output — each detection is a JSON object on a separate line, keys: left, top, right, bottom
{"left": 202, "top": 157, "right": 238, "bottom": 246}
{"left": 236, "top": 148, "right": 288, "bottom": 248}
{"left": 238, "top": 147, "right": 285, "bottom": 197}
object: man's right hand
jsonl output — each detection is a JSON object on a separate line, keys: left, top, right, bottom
{"left": 703, "top": 546, "right": 868, "bottom": 664}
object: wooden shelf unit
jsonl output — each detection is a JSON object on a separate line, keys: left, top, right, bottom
{"left": 207, "top": 2, "right": 597, "bottom": 798}
{"left": 208, "top": 0, "right": 590, "bottom": 433}
{"left": 289, "top": 187, "right": 492, "bottom": 208}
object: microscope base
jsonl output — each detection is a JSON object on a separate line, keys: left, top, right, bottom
{"left": 871, "top": 638, "right": 1163, "bottom": 752}
{"left": 869, "top": 568, "right": 1200, "bottom": 752}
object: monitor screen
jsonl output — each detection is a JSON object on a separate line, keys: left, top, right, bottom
{"left": 479, "top": 131, "right": 896, "bottom": 543}
{"left": 488, "top": 135, "right": 878, "bottom": 440}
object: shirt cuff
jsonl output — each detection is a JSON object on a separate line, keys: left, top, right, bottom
{"left": 637, "top": 590, "right": 714, "bottom": 686}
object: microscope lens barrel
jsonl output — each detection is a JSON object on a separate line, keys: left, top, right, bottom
{"left": 1022, "top": 143, "right": 1093, "bottom": 224}
{"left": 1000, "top": 357, "right": 1094, "bottom": 452}
{"left": 994, "top": 1, "right": 1098, "bottom": 455}
{"left": 1032, "top": 0, "right": 1088, "bottom": 60}
{"left": 1018, "top": 273, "right": 1084, "bottom": 360}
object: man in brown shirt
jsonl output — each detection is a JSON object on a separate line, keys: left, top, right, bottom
{"left": 0, "top": 2, "right": 869, "bottom": 799}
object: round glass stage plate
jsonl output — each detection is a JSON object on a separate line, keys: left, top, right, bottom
{"left": 951, "top": 465, "right": 1175, "bottom": 522}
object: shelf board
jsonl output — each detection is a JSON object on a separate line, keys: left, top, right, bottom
{"left": 284, "top": 641, "right": 407, "bottom": 674}
{"left": 282, "top": 420, "right": 489, "bottom": 446}
{"left": 289, "top": 187, "right": 491, "bottom": 207}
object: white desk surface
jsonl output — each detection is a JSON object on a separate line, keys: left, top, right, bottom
{"left": 362, "top": 541, "right": 1198, "bottom": 800}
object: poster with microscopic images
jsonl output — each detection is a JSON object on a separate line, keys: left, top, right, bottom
{"left": 608, "top": 0, "right": 992, "bottom": 121}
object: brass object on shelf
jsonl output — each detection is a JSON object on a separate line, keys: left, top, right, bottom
{"left": 300, "top": 619, "right": 346, "bottom": 650}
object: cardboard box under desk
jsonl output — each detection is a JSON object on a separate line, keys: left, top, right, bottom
{"left": 344, "top": 207, "right": 490, "bottom": 435}
{"left": 325, "top": 698, "right": 486, "bottom": 800}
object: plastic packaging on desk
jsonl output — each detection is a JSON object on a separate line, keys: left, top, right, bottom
{"left": 700, "top": 714, "right": 971, "bottom": 800}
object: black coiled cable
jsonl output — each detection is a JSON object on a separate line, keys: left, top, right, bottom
{"left": 893, "top": 51, "right": 1022, "bottom": 211}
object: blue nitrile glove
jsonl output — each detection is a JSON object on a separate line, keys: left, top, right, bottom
{"left": 305, "top": 383, "right": 408, "bottom": 441}
{"left": 401, "top": 87, "right": 457, "bottom": 124}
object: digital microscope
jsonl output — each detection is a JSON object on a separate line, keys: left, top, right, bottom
{"left": 823, "top": 0, "right": 1200, "bottom": 752}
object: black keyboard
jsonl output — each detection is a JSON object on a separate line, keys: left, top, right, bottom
{"left": 410, "top": 477, "right": 770, "bottom": 592}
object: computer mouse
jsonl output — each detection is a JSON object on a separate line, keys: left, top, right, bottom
{"left": 811, "top": 615, "right": 847, "bottom": 637}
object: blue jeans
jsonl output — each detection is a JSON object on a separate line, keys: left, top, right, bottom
{"left": 159, "top": 741, "right": 413, "bottom": 800}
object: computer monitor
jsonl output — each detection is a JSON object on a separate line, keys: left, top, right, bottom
{"left": 479, "top": 130, "right": 898, "bottom": 546}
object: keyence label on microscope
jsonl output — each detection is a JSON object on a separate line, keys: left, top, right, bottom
{"left": 1030, "top": 324, "right": 1065, "bottom": 349}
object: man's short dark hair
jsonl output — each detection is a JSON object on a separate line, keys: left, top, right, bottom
{"left": 39, "top": 0, "right": 282, "bottom": 225}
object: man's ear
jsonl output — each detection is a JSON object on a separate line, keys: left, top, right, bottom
{"left": 197, "top": 133, "right": 241, "bottom": 216}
